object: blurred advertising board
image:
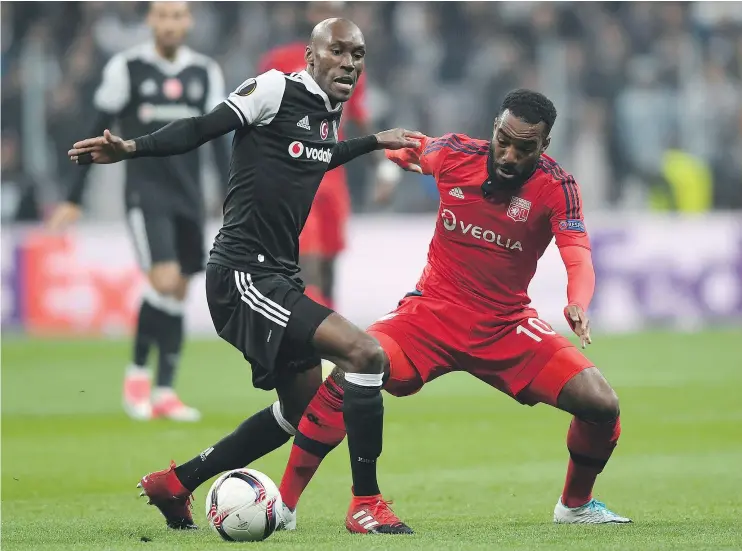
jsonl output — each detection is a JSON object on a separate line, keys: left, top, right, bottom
{"left": 2, "top": 213, "right": 740, "bottom": 336}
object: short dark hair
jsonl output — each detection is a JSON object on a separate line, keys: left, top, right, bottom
{"left": 499, "top": 89, "right": 557, "bottom": 134}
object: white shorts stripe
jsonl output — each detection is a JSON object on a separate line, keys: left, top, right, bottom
{"left": 239, "top": 272, "right": 290, "bottom": 322}
{"left": 243, "top": 273, "right": 291, "bottom": 316}
{"left": 233, "top": 272, "right": 289, "bottom": 327}
{"left": 127, "top": 208, "right": 152, "bottom": 271}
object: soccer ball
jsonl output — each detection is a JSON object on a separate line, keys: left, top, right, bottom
{"left": 205, "top": 468, "right": 282, "bottom": 542}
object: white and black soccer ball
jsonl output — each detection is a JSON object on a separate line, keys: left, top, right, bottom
{"left": 205, "top": 468, "right": 282, "bottom": 542}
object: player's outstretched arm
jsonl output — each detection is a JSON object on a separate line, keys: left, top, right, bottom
{"left": 559, "top": 245, "right": 595, "bottom": 349}
{"left": 547, "top": 175, "right": 594, "bottom": 348}
{"left": 385, "top": 133, "right": 458, "bottom": 177}
{"left": 68, "top": 103, "right": 242, "bottom": 165}
{"left": 327, "top": 129, "right": 424, "bottom": 170}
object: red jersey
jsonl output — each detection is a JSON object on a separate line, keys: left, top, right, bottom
{"left": 414, "top": 134, "right": 590, "bottom": 320}
{"left": 257, "top": 42, "right": 369, "bottom": 135}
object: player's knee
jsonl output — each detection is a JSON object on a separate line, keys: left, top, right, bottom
{"left": 271, "top": 401, "right": 299, "bottom": 435}
{"left": 345, "top": 336, "right": 386, "bottom": 375}
{"left": 149, "top": 264, "right": 182, "bottom": 296}
{"left": 281, "top": 405, "right": 303, "bottom": 431}
{"left": 172, "top": 276, "right": 190, "bottom": 301}
{"left": 581, "top": 387, "right": 620, "bottom": 424}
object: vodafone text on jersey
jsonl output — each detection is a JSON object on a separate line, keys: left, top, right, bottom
{"left": 287, "top": 141, "right": 333, "bottom": 163}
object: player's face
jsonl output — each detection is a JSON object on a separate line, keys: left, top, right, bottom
{"left": 148, "top": 2, "right": 192, "bottom": 53}
{"left": 307, "top": 25, "right": 366, "bottom": 103}
{"left": 491, "top": 110, "right": 550, "bottom": 188}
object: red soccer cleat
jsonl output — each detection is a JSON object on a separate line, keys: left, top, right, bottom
{"left": 345, "top": 491, "right": 414, "bottom": 535}
{"left": 137, "top": 461, "right": 197, "bottom": 529}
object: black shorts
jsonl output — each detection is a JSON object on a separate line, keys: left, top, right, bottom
{"left": 125, "top": 206, "right": 205, "bottom": 276}
{"left": 205, "top": 263, "right": 333, "bottom": 390}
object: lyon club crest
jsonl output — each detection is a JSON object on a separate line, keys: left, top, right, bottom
{"left": 320, "top": 120, "right": 329, "bottom": 140}
{"left": 506, "top": 196, "right": 531, "bottom": 222}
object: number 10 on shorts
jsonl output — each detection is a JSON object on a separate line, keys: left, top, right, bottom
{"left": 516, "top": 318, "right": 556, "bottom": 343}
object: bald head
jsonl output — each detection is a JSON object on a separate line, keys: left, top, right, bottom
{"left": 310, "top": 18, "right": 364, "bottom": 47}
{"left": 305, "top": 17, "right": 366, "bottom": 104}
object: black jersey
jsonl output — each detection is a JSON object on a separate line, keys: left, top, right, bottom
{"left": 93, "top": 43, "right": 224, "bottom": 215}
{"left": 209, "top": 70, "right": 344, "bottom": 276}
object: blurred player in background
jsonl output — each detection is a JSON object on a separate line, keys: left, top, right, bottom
{"left": 276, "top": 90, "right": 632, "bottom": 530}
{"left": 48, "top": 2, "right": 229, "bottom": 422}
{"left": 258, "top": 1, "right": 401, "bottom": 309}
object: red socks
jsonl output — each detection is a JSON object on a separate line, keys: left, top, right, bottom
{"left": 562, "top": 416, "right": 621, "bottom": 508}
{"left": 278, "top": 377, "right": 346, "bottom": 510}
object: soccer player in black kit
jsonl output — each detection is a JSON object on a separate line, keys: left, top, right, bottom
{"left": 69, "top": 19, "right": 419, "bottom": 535}
{"left": 50, "top": 2, "right": 229, "bottom": 422}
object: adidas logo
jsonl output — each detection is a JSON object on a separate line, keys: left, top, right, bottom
{"left": 449, "top": 187, "right": 464, "bottom": 199}
{"left": 352, "top": 509, "right": 381, "bottom": 531}
{"left": 296, "top": 116, "right": 311, "bottom": 130}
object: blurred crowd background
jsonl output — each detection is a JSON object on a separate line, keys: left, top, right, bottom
{"left": 2, "top": 1, "right": 742, "bottom": 224}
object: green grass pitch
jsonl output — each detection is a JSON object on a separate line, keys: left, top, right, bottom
{"left": 2, "top": 330, "right": 742, "bottom": 550}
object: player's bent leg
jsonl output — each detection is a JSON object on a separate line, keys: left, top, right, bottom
{"left": 311, "top": 315, "right": 413, "bottom": 534}
{"left": 145, "top": 265, "right": 200, "bottom": 422}
{"left": 526, "top": 352, "right": 631, "bottom": 524}
{"left": 277, "top": 368, "right": 346, "bottom": 531}
{"left": 277, "top": 331, "right": 418, "bottom": 532}
{"left": 368, "top": 330, "right": 424, "bottom": 398}
{"left": 139, "top": 369, "right": 315, "bottom": 530}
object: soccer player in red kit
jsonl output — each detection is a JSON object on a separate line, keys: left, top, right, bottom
{"left": 258, "top": 17, "right": 399, "bottom": 309}
{"left": 276, "top": 90, "right": 631, "bottom": 531}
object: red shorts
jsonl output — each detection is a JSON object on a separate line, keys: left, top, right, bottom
{"left": 367, "top": 294, "right": 594, "bottom": 406}
{"left": 299, "top": 167, "right": 350, "bottom": 258}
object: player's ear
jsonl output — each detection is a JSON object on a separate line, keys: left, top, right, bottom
{"left": 305, "top": 46, "right": 314, "bottom": 68}
{"left": 542, "top": 135, "right": 551, "bottom": 153}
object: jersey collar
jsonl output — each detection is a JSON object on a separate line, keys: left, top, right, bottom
{"left": 142, "top": 42, "right": 194, "bottom": 76}
{"left": 297, "top": 70, "right": 343, "bottom": 113}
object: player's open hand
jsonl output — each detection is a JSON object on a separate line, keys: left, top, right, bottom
{"left": 374, "top": 129, "right": 425, "bottom": 152}
{"left": 68, "top": 129, "right": 135, "bottom": 165}
{"left": 564, "top": 304, "right": 592, "bottom": 349}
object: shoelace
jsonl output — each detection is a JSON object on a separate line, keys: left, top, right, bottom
{"left": 368, "top": 499, "right": 402, "bottom": 526}
{"left": 587, "top": 499, "right": 611, "bottom": 514}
